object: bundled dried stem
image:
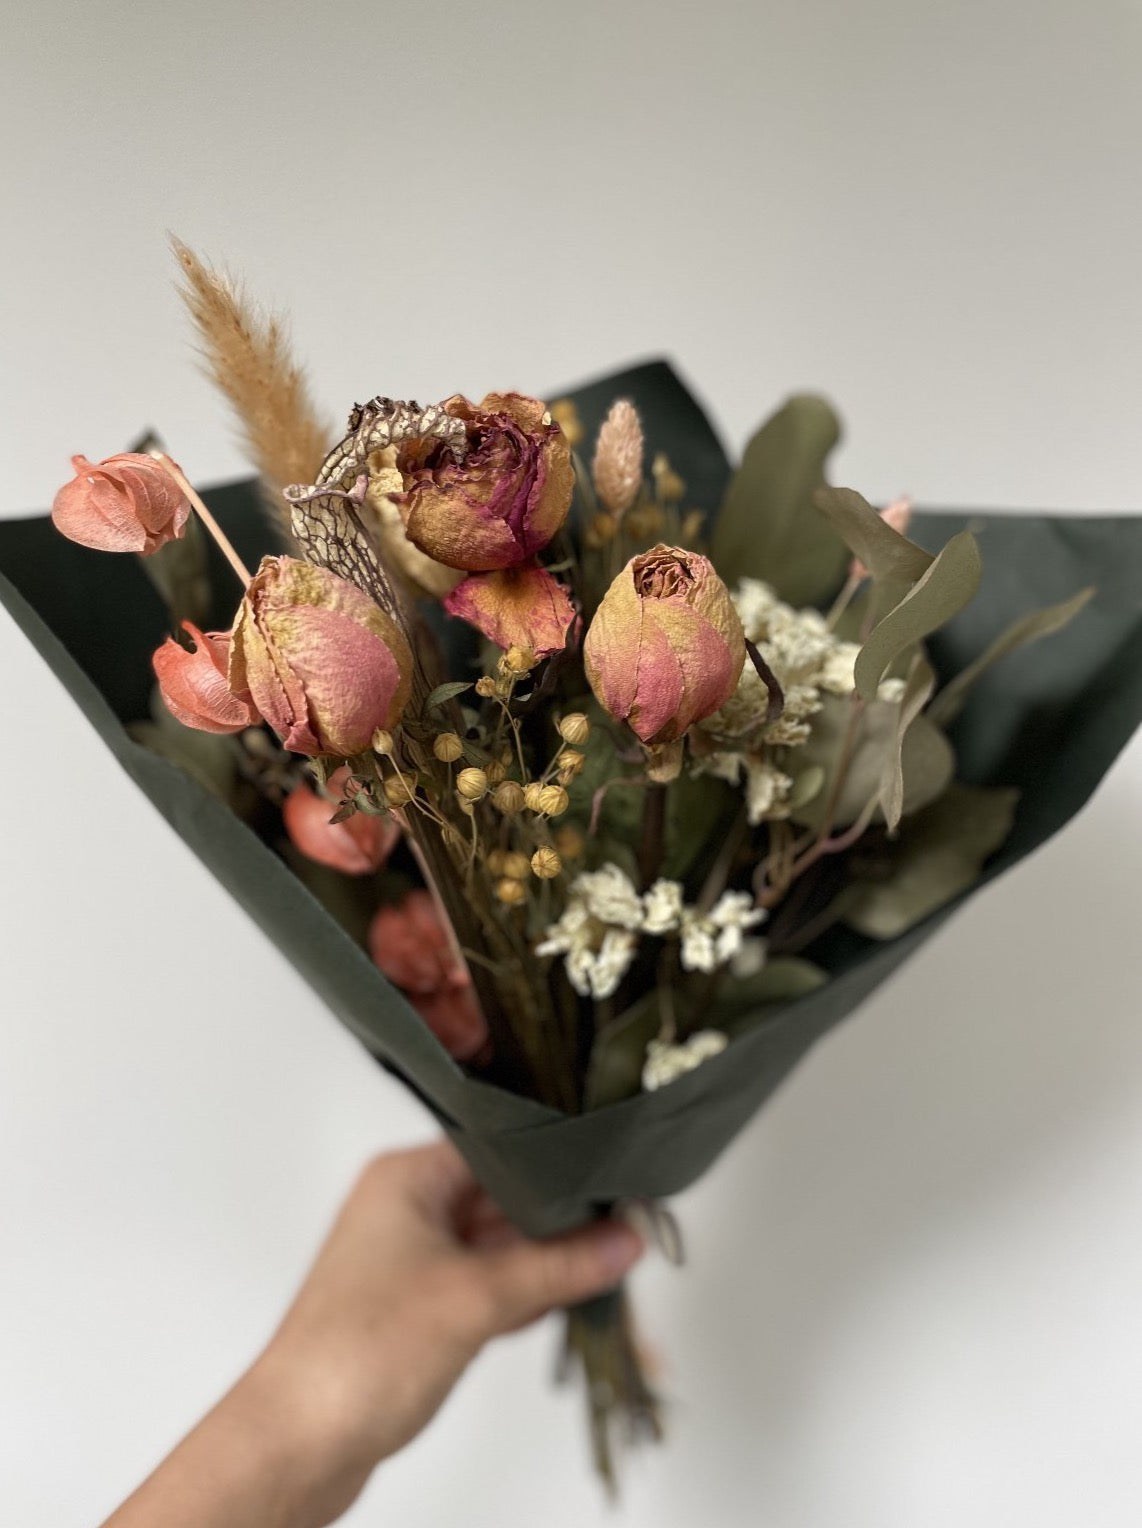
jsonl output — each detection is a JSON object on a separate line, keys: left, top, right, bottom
{"left": 171, "top": 238, "right": 331, "bottom": 542}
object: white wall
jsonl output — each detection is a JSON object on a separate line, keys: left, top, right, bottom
{"left": 2, "top": 3, "right": 1141, "bottom": 1524}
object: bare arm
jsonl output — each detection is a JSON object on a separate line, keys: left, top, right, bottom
{"left": 101, "top": 1142, "right": 643, "bottom": 1528}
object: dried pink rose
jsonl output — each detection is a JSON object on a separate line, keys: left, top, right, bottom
{"left": 52, "top": 453, "right": 191, "bottom": 555}
{"left": 229, "top": 556, "right": 412, "bottom": 758}
{"left": 282, "top": 767, "right": 401, "bottom": 876}
{"left": 583, "top": 544, "right": 745, "bottom": 744}
{"left": 443, "top": 562, "right": 576, "bottom": 657}
{"left": 396, "top": 393, "right": 573, "bottom": 571}
{"left": 152, "top": 622, "right": 258, "bottom": 734}
{"left": 368, "top": 890, "right": 490, "bottom": 1061}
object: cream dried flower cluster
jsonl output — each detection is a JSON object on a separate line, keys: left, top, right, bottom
{"left": 693, "top": 577, "right": 864, "bottom": 823}
{"left": 536, "top": 863, "right": 766, "bottom": 999}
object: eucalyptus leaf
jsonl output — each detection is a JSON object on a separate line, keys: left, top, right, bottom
{"left": 711, "top": 957, "right": 828, "bottom": 1037}
{"left": 879, "top": 656, "right": 936, "bottom": 833}
{"left": 790, "top": 692, "right": 954, "bottom": 830}
{"left": 584, "top": 993, "right": 664, "bottom": 1110}
{"left": 814, "top": 486, "right": 933, "bottom": 587}
{"left": 927, "top": 586, "right": 1095, "bottom": 729}
{"left": 844, "top": 783, "right": 1020, "bottom": 939}
{"left": 425, "top": 680, "right": 473, "bottom": 710}
{"left": 710, "top": 396, "right": 850, "bottom": 606}
{"left": 855, "top": 531, "right": 982, "bottom": 700}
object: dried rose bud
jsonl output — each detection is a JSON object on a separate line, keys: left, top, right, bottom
{"left": 558, "top": 713, "right": 590, "bottom": 745}
{"left": 491, "top": 780, "right": 526, "bottom": 814}
{"left": 52, "top": 452, "right": 191, "bottom": 555}
{"left": 367, "top": 890, "right": 489, "bottom": 1061}
{"left": 433, "top": 732, "right": 464, "bottom": 763}
{"left": 530, "top": 846, "right": 562, "bottom": 879}
{"left": 396, "top": 393, "right": 573, "bottom": 571}
{"left": 229, "top": 557, "right": 412, "bottom": 758}
{"left": 283, "top": 767, "right": 400, "bottom": 876}
{"left": 153, "top": 622, "right": 259, "bottom": 734}
{"left": 592, "top": 399, "right": 644, "bottom": 517}
{"left": 456, "top": 766, "right": 490, "bottom": 802}
{"left": 495, "top": 877, "right": 528, "bottom": 905}
{"left": 583, "top": 544, "right": 745, "bottom": 744}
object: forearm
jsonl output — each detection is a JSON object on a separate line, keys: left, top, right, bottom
{"left": 100, "top": 1356, "right": 363, "bottom": 1528}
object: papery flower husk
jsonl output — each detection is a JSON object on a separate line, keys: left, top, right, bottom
{"left": 52, "top": 453, "right": 191, "bottom": 555}
{"left": 443, "top": 562, "right": 576, "bottom": 656}
{"left": 282, "top": 766, "right": 400, "bottom": 875}
{"left": 396, "top": 393, "right": 573, "bottom": 571}
{"left": 363, "top": 452, "right": 464, "bottom": 600}
{"left": 230, "top": 556, "right": 412, "bottom": 757}
{"left": 584, "top": 544, "right": 745, "bottom": 744}
{"left": 152, "top": 621, "right": 258, "bottom": 734}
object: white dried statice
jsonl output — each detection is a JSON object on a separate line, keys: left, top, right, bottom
{"left": 642, "top": 1030, "right": 729, "bottom": 1092}
{"left": 642, "top": 877, "right": 685, "bottom": 934}
{"left": 679, "top": 890, "right": 766, "bottom": 974}
{"left": 537, "top": 890, "right": 640, "bottom": 1001}
{"left": 572, "top": 863, "right": 645, "bottom": 930}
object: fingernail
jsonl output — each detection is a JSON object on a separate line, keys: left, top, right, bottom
{"left": 594, "top": 1221, "right": 644, "bottom": 1278}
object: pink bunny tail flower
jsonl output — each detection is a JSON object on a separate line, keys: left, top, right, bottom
{"left": 282, "top": 766, "right": 401, "bottom": 876}
{"left": 368, "top": 889, "right": 491, "bottom": 1061}
{"left": 229, "top": 556, "right": 413, "bottom": 759}
{"left": 152, "top": 622, "right": 259, "bottom": 734}
{"left": 583, "top": 544, "right": 746, "bottom": 745}
{"left": 52, "top": 453, "right": 191, "bottom": 554}
{"left": 443, "top": 562, "right": 576, "bottom": 657}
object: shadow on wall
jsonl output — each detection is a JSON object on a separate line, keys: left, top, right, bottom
{"left": 678, "top": 759, "right": 1142, "bottom": 1439}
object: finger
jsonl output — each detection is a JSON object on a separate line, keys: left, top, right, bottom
{"left": 475, "top": 1221, "right": 644, "bottom": 1336}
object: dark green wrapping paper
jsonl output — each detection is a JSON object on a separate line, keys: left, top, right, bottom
{"left": 3, "top": 362, "right": 1140, "bottom": 1235}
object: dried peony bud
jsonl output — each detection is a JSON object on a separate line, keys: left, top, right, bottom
{"left": 491, "top": 780, "right": 526, "bottom": 814}
{"left": 367, "top": 890, "right": 489, "bottom": 1061}
{"left": 444, "top": 564, "right": 574, "bottom": 660}
{"left": 153, "top": 622, "right": 259, "bottom": 734}
{"left": 592, "top": 399, "right": 644, "bottom": 517}
{"left": 456, "top": 766, "right": 490, "bottom": 802}
{"left": 282, "top": 767, "right": 400, "bottom": 876}
{"left": 52, "top": 452, "right": 191, "bottom": 555}
{"left": 558, "top": 712, "right": 590, "bottom": 745}
{"left": 433, "top": 732, "right": 465, "bottom": 763}
{"left": 229, "top": 556, "right": 413, "bottom": 758}
{"left": 395, "top": 393, "right": 573, "bottom": 571}
{"left": 495, "top": 877, "right": 528, "bottom": 905}
{"left": 530, "top": 846, "right": 562, "bottom": 879}
{"left": 583, "top": 544, "right": 745, "bottom": 744}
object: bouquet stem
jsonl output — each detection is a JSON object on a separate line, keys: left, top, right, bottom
{"left": 560, "top": 1284, "right": 663, "bottom": 1493}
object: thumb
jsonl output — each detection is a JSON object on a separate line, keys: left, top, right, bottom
{"left": 476, "top": 1220, "right": 644, "bottom": 1335}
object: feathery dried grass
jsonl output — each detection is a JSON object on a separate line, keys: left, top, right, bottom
{"left": 592, "top": 398, "right": 644, "bottom": 518}
{"left": 171, "top": 237, "right": 331, "bottom": 542}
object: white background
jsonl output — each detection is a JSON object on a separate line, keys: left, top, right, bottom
{"left": 2, "top": 3, "right": 1141, "bottom": 1524}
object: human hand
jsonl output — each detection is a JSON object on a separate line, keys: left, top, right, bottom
{"left": 103, "top": 1141, "right": 644, "bottom": 1528}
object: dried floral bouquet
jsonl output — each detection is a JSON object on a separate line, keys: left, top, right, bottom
{"left": 5, "top": 244, "right": 1142, "bottom": 1487}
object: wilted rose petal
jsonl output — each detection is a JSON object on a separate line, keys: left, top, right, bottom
{"left": 396, "top": 393, "right": 573, "bottom": 571}
{"left": 368, "top": 889, "right": 491, "bottom": 1061}
{"left": 229, "top": 556, "right": 413, "bottom": 758}
{"left": 52, "top": 453, "right": 191, "bottom": 555}
{"left": 584, "top": 544, "right": 745, "bottom": 744}
{"left": 152, "top": 622, "right": 259, "bottom": 734}
{"left": 443, "top": 562, "right": 576, "bottom": 657}
{"left": 282, "top": 766, "right": 400, "bottom": 875}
